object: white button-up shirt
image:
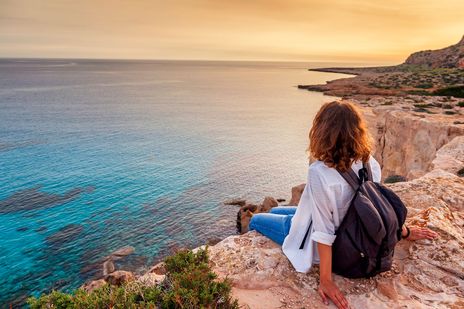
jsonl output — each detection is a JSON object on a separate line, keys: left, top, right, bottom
{"left": 282, "top": 156, "right": 382, "bottom": 273}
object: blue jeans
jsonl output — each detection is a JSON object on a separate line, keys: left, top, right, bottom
{"left": 249, "top": 206, "right": 297, "bottom": 245}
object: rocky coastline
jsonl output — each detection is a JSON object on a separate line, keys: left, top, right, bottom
{"left": 78, "top": 39, "right": 464, "bottom": 308}
{"left": 79, "top": 98, "right": 464, "bottom": 309}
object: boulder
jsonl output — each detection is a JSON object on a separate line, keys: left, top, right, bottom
{"left": 258, "top": 196, "right": 278, "bottom": 212}
{"left": 236, "top": 204, "right": 258, "bottom": 234}
{"left": 105, "top": 270, "right": 135, "bottom": 286}
{"left": 288, "top": 184, "right": 305, "bottom": 206}
{"left": 431, "top": 136, "right": 464, "bottom": 175}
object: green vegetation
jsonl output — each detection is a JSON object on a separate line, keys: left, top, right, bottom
{"left": 415, "top": 83, "right": 433, "bottom": 89}
{"left": 384, "top": 175, "right": 407, "bottom": 184}
{"left": 407, "top": 90, "right": 430, "bottom": 96}
{"left": 444, "top": 110, "right": 457, "bottom": 115}
{"left": 413, "top": 103, "right": 434, "bottom": 108}
{"left": 363, "top": 65, "right": 464, "bottom": 94}
{"left": 28, "top": 248, "right": 239, "bottom": 309}
{"left": 413, "top": 107, "right": 435, "bottom": 114}
{"left": 457, "top": 101, "right": 464, "bottom": 107}
{"left": 433, "top": 86, "right": 464, "bottom": 98}
{"left": 442, "top": 104, "right": 454, "bottom": 109}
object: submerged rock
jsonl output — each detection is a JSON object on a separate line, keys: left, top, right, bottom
{"left": 0, "top": 185, "right": 92, "bottom": 214}
{"left": 45, "top": 224, "right": 84, "bottom": 247}
{"left": 110, "top": 246, "right": 135, "bottom": 259}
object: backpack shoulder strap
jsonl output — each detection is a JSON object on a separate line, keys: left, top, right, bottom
{"left": 337, "top": 167, "right": 360, "bottom": 191}
{"left": 362, "top": 161, "right": 374, "bottom": 182}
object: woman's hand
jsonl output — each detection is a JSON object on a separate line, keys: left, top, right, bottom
{"left": 317, "top": 242, "right": 350, "bottom": 309}
{"left": 403, "top": 225, "right": 438, "bottom": 241}
{"left": 319, "top": 278, "right": 349, "bottom": 309}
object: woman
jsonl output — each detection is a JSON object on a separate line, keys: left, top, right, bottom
{"left": 249, "top": 101, "right": 437, "bottom": 309}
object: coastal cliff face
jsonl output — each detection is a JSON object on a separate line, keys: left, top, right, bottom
{"left": 207, "top": 137, "right": 464, "bottom": 308}
{"left": 355, "top": 96, "right": 464, "bottom": 180}
{"left": 405, "top": 36, "right": 464, "bottom": 69}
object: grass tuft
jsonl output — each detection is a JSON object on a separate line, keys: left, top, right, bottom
{"left": 384, "top": 175, "right": 407, "bottom": 184}
{"left": 458, "top": 168, "right": 464, "bottom": 177}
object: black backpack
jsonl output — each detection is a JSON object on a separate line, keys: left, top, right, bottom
{"left": 332, "top": 161, "right": 407, "bottom": 278}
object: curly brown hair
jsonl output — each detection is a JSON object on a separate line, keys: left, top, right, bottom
{"left": 308, "top": 101, "right": 372, "bottom": 172}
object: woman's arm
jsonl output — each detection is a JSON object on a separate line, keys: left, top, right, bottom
{"left": 317, "top": 242, "right": 349, "bottom": 309}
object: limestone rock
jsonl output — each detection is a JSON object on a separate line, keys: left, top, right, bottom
{"left": 105, "top": 270, "right": 135, "bottom": 286}
{"left": 288, "top": 184, "right": 305, "bottom": 206}
{"left": 363, "top": 105, "right": 464, "bottom": 180}
{"left": 258, "top": 196, "right": 278, "bottom": 212}
{"left": 431, "top": 136, "right": 464, "bottom": 175}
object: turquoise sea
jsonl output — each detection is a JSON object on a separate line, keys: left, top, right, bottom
{"left": 0, "top": 59, "right": 350, "bottom": 305}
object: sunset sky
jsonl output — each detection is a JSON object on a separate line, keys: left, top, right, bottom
{"left": 1, "top": 0, "right": 463, "bottom": 63}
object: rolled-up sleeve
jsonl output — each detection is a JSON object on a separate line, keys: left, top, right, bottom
{"left": 309, "top": 169, "right": 337, "bottom": 245}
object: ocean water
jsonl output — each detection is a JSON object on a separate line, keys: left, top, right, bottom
{"left": 0, "top": 59, "right": 350, "bottom": 304}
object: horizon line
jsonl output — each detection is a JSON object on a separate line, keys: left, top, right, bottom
{"left": 0, "top": 56, "right": 398, "bottom": 65}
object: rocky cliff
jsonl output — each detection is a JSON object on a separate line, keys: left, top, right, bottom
{"left": 207, "top": 132, "right": 464, "bottom": 308}
{"left": 299, "top": 35, "right": 464, "bottom": 97}
{"left": 405, "top": 36, "right": 464, "bottom": 69}
{"left": 355, "top": 96, "right": 464, "bottom": 181}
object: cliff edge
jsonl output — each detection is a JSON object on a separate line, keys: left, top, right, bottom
{"left": 208, "top": 132, "right": 464, "bottom": 308}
